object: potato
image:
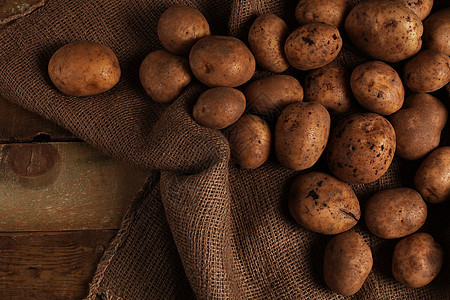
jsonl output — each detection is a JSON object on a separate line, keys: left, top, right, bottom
{"left": 423, "top": 8, "right": 450, "bottom": 56}
{"left": 248, "top": 13, "right": 290, "bottom": 73}
{"left": 245, "top": 75, "right": 303, "bottom": 116}
{"left": 284, "top": 23, "right": 342, "bottom": 70}
{"left": 345, "top": 0, "right": 423, "bottom": 63}
{"left": 403, "top": 49, "right": 450, "bottom": 93}
{"left": 193, "top": 87, "right": 245, "bottom": 130}
{"left": 397, "top": 0, "right": 433, "bottom": 20}
{"left": 289, "top": 171, "right": 360, "bottom": 235}
{"left": 327, "top": 113, "right": 396, "bottom": 184}
{"left": 324, "top": 231, "right": 373, "bottom": 296}
{"left": 226, "top": 114, "right": 271, "bottom": 169}
{"left": 350, "top": 61, "right": 404, "bottom": 115}
{"left": 48, "top": 41, "right": 120, "bottom": 97}
{"left": 275, "top": 102, "right": 330, "bottom": 171}
{"left": 392, "top": 233, "right": 444, "bottom": 288}
{"left": 189, "top": 35, "right": 256, "bottom": 87}
{"left": 295, "top": 0, "right": 350, "bottom": 28}
{"left": 304, "top": 62, "right": 352, "bottom": 115}
{"left": 157, "top": 4, "right": 210, "bottom": 55}
{"left": 389, "top": 93, "right": 448, "bottom": 160}
{"left": 139, "top": 50, "right": 192, "bottom": 103}
{"left": 415, "top": 147, "right": 450, "bottom": 204}
{"left": 365, "top": 188, "right": 427, "bottom": 239}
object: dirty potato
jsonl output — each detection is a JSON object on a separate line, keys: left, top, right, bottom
{"left": 423, "top": 8, "right": 450, "bottom": 56}
{"left": 397, "top": 0, "right": 433, "bottom": 20}
{"left": 295, "top": 0, "right": 350, "bottom": 28}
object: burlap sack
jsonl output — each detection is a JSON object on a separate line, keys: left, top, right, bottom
{"left": 0, "top": 0, "right": 448, "bottom": 299}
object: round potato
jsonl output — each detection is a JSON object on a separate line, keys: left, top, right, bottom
{"left": 275, "top": 102, "right": 330, "bottom": 171}
{"left": 423, "top": 8, "right": 450, "bottom": 56}
{"left": 295, "top": 0, "right": 350, "bottom": 28}
{"left": 189, "top": 35, "right": 256, "bottom": 87}
{"left": 350, "top": 61, "right": 404, "bottom": 115}
{"left": 157, "top": 4, "right": 210, "bottom": 55}
{"left": 245, "top": 75, "right": 303, "bottom": 116}
{"left": 397, "top": 0, "right": 433, "bottom": 20}
{"left": 345, "top": 0, "right": 423, "bottom": 63}
{"left": 327, "top": 113, "right": 396, "bottom": 184}
{"left": 403, "top": 49, "right": 450, "bottom": 93}
{"left": 48, "top": 41, "right": 120, "bottom": 97}
{"left": 415, "top": 147, "right": 450, "bottom": 204}
{"left": 304, "top": 62, "right": 352, "bottom": 115}
{"left": 193, "top": 87, "right": 245, "bottom": 130}
{"left": 226, "top": 114, "right": 271, "bottom": 169}
{"left": 289, "top": 171, "right": 360, "bottom": 235}
{"left": 248, "top": 13, "right": 290, "bottom": 73}
{"left": 324, "top": 231, "right": 373, "bottom": 296}
{"left": 139, "top": 50, "right": 192, "bottom": 103}
{"left": 284, "top": 23, "right": 342, "bottom": 70}
{"left": 389, "top": 93, "right": 448, "bottom": 160}
{"left": 392, "top": 233, "right": 444, "bottom": 288}
{"left": 365, "top": 188, "right": 427, "bottom": 239}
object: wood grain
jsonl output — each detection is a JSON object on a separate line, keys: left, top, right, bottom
{"left": 0, "top": 230, "right": 116, "bottom": 299}
{"left": 0, "top": 142, "right": 148, "bottom": 231}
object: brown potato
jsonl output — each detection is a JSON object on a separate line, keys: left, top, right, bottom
{"left": 397, "top": 0, "right": 433, "bottom": 20}
{"left": 248, "top": 13, "right": 290, "bottom": 73}
{"left": 327, "top": 113, "right": 396, "bottom": 184}
{"left": 139, "top": 50, "right": 192, "bottom": 103}
{"left": 345, "top": 0, "right": 423, "bottom": 63}
{"left": 275, "top": 102, "right": 330, "bottom": 171}
{"left": 245, "top": 75, "right": 303, "bottom": 116}
{"left": 324, "top": 231, "right": 373, "bottom": 296}
{"left": 392, "top": 233, "right": 444, "bottom": 288}
{"left": 284, "top": 23, "right": 342, "bottom": 70}
{"left": 389, "top": 93, "right": 448, "bottom": 160}
{"left": 304, "top": 62, "right": 352, "bottom": 115}
{"left": 365, "top": 188, "right": 427, "bottom": 239}
{"left": 295, "top": 0, "right": 350, "bottom": 28}
{"left": 350, "top": 61, "right": 404, "bottom": 115}
{"left": 415, "top": 147, "right": 450, "bottom": 204}
{"left": 289, "top": 171, "right": 360, "bottom": 235}
{"left": 157, "top": 4, "right": 210, "bottom": 55}
{"left": 226, "top": 114, "right": 271, "bottom": 169}
{"left": 189, "top": 35, "right": 256, "bottom": 87}
{"left": 48, "top": 41, "right": 120, "bottom": 97}
{"left": 193, "top": 87, "right": 245, "bottom": 130}
{"left": 423, "top": 8, "right": 450, "bottom": 56}
{"left": 403, "top": 49, "right": 450, "bottom": 93}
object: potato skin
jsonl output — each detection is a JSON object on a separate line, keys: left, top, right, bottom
{"left": 248, "top": 13, "right": 290, "bottom": 73}
{"left": 139, "top": 50, "right": 192, "bottom": 103}
{"left": 350, "top": 61, "right": 404, "bottom": 115}
{"left": 275, "top": 102, "right": 330, "bottom": 171}
{"left": 289, "top": 171, "right": 360, "bottom": 235}
{"left": 284, "top": 23, "right": 342, "bottom": 70}
{"left": 157, "top": 4, "right": 210, "bottom": 55}
{"left": 48, "top": 41, "right": 120, "bottom": 97}
{"left": 304, "top": 62, "right": 352, "bottom": 115}
{"left": 365, "top": 188, "right": 427, "bottom": 239}
{"left": 415, "top": 147, "right": 450, "bottom": 204}
{"left": 324, "top": 231, "right": 373, "bottom": 296}
{"left": 193, "top": 87, "right": 245, "bottom": 130}
{"left": 389, "top": 93, "right": 448, "bottom": 160}
{"left": 397, "top": 0, "right": 433, "bottom": 21}
{"left": 327, "top": 113, "right": 396, "bottom": 184}
{"left": 295, "top": 0, "right": 350, "bottom": 28}
{"left": 345, "top": 0, "right": 423, "bottom": 63}
{"left": 245, "top": 75, "right": 303, "bottom": 116}
{"left": 189, "top": 35, "right": 256, "bottom": 87}
{"left": 226, "top": 114, "right": 271, "bottom": 169}
{"left": 392, "top": 233, "right": 444, "bottom": 288}
{"left": 423, "top": 8, "right": 450, "bottom": 56}
{"left": 403, "top": 49, "right": 450, "bottom": 93}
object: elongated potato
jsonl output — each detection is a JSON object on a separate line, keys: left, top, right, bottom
{"left": 423, "top": 8, "right": 450, "bottom": 56}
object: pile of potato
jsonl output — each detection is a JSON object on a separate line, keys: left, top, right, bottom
{"left": 47, "top": 0, "right": 449, "bottom": 296}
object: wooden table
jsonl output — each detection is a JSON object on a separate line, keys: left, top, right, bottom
{"left": 0, "top": 2, "right": 148, "bottom": 298}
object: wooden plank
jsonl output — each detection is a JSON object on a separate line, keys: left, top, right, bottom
{"left": 0, "top": 230, "right": 116, "bottom": 300}
{"left": 0, "top": 142, "right": 148, "bottom": 231}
